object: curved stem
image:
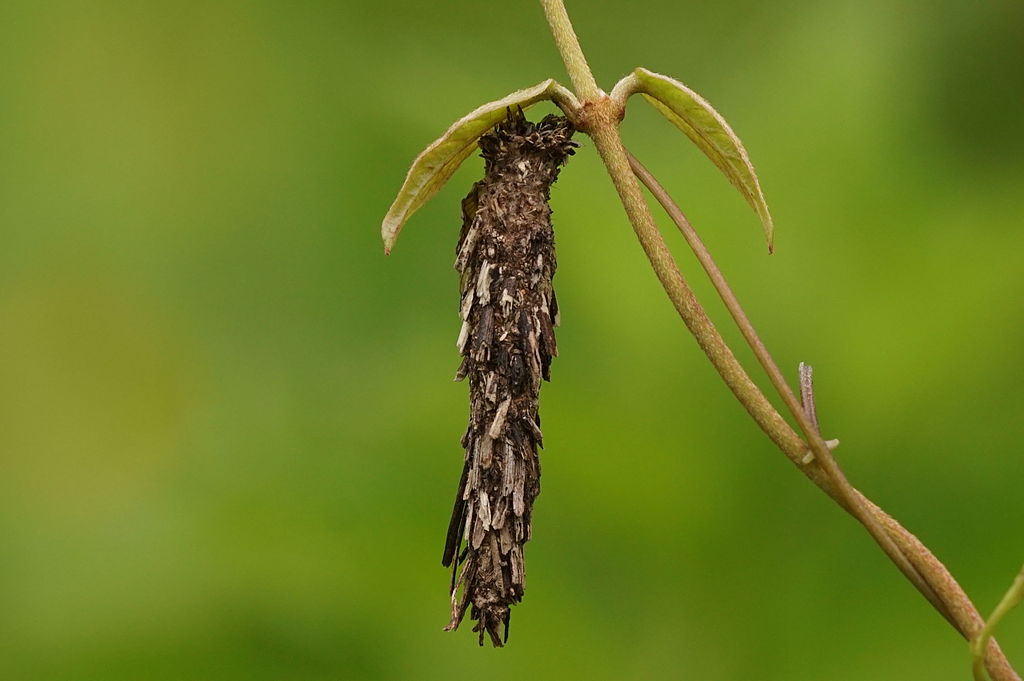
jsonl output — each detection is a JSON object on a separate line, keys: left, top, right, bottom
{"left": 626, "top": 151, "right": 950, "bottom": 622}
{"left": 536, "top": 1, "right": 1019, "bottom": 678}
{"left": 974, "top": 565, "right": 1024, "bottom": 680}
{"left": 537, "top": 2, "right": 798, "bottom": 461}
{"left": 627, "top": 150, "right": 1020, "bottom": 681}
{"left": 548, "top": 83, "right": 582, "bottom": 122}
{"left": 587, "top": 117, "right": 803, "bottom": 459}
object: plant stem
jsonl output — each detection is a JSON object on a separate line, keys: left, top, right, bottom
{"left": 627, "top": 149, "right": 1021, "bottom": 680}
{"left": 537, "top": 1, "right": 1020, "bottom": 678}
{"left": 540, "top": 5, "right": 796, "bottom": 462}
{"left": 588, "top": 117, "right": 804, "bottom": 450}
{"left": 974, "top": 565, "right": 1024, "bottom": 681}
{"left": 539, "top": 0, "right": 600, "bottom": 100}
{"left": 626, "top": 151, "right": 949, "bottom": 620}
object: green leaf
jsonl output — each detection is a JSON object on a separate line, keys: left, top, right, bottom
{"left": 632, "top": 67, "right": 775, "bottom": 251}
{"left": 382, "top": 79, "right": 564, "bottom": 253}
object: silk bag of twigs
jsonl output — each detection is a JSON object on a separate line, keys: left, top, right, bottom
{"left": 442, "top": 109, "right": 576, "bottom": 647}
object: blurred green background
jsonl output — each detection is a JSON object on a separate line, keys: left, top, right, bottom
{"left": 1, "top": 1, "right": 1022, "bottom": 679}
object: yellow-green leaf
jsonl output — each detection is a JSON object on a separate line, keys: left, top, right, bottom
{"left": 632, "top": 67, "right": 774, "bottom": 251}
{"left": 382, "top": 79, "right": 563, "bottom": 253}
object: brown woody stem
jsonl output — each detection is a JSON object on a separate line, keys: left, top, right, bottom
{"left": 538, "top": 1, "right": 1019, "bottom": 678}
{"left": 626, "top": 151, "right": 948, "bottom": 618}
{"left": 627, "top": 150, "right": 1018, "bottom": 681}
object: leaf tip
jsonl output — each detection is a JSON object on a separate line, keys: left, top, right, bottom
{"left": 761, "top": 210, "right": 775, "bottom": 253}
{"left": 381, "top": 217, "right": 400, "bottom": 255}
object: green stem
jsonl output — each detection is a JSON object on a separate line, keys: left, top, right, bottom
{"left": 539, "top": 0, "right": 600, "bottom": 100}
{"left": 626, "top": 151, "right": 951, "bottom": 623}
{"left": 538, "top": 1, "right": 1019, "bottom": 679}
{"left": 586, "top": 120, "right": 797, "bottom": 450}
{"left": 539, "top": 2, "right": 796, "bottom": 458}
{"left": 625, "top": 149, "right": 1023, "bottom": 681}
{"left": 974, "top": 565, "right": 1024, "bottom": 681}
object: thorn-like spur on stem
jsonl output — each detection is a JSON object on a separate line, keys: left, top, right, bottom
{"left": 796, "top": 363, "right": 839, "bottom": 462}
{"left": 798, "top": 362, "right": 820, "bottom": 434}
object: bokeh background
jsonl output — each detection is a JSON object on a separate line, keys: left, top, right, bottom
{"left": 1, "top": 1, "right": 1022, "bottom": 679}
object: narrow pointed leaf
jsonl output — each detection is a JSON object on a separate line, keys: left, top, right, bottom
{"left": 633, "top": 67, "right": 774, "bottom": 250}
{"left": 382, "top": 79, "right": 563, "bottom": 253}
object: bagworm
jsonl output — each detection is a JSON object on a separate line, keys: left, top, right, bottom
{"left": 442, "top": 109, "right": 576, "bottom": 646}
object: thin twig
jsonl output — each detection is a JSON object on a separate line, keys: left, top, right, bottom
{"left": 627, "top": 149, "right": 1020, "bottom": 679}
{"left": 625, "top": 150, "right": 955, "bottom": 622}
{"left": 537, "top": 1, "right": 1019, "bottom": 678}
{"left": 973, "top": 565, "right": 1024, "bottom": 681}
{"left": 539, "top": 0, "right": 600, "bottom": 100}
